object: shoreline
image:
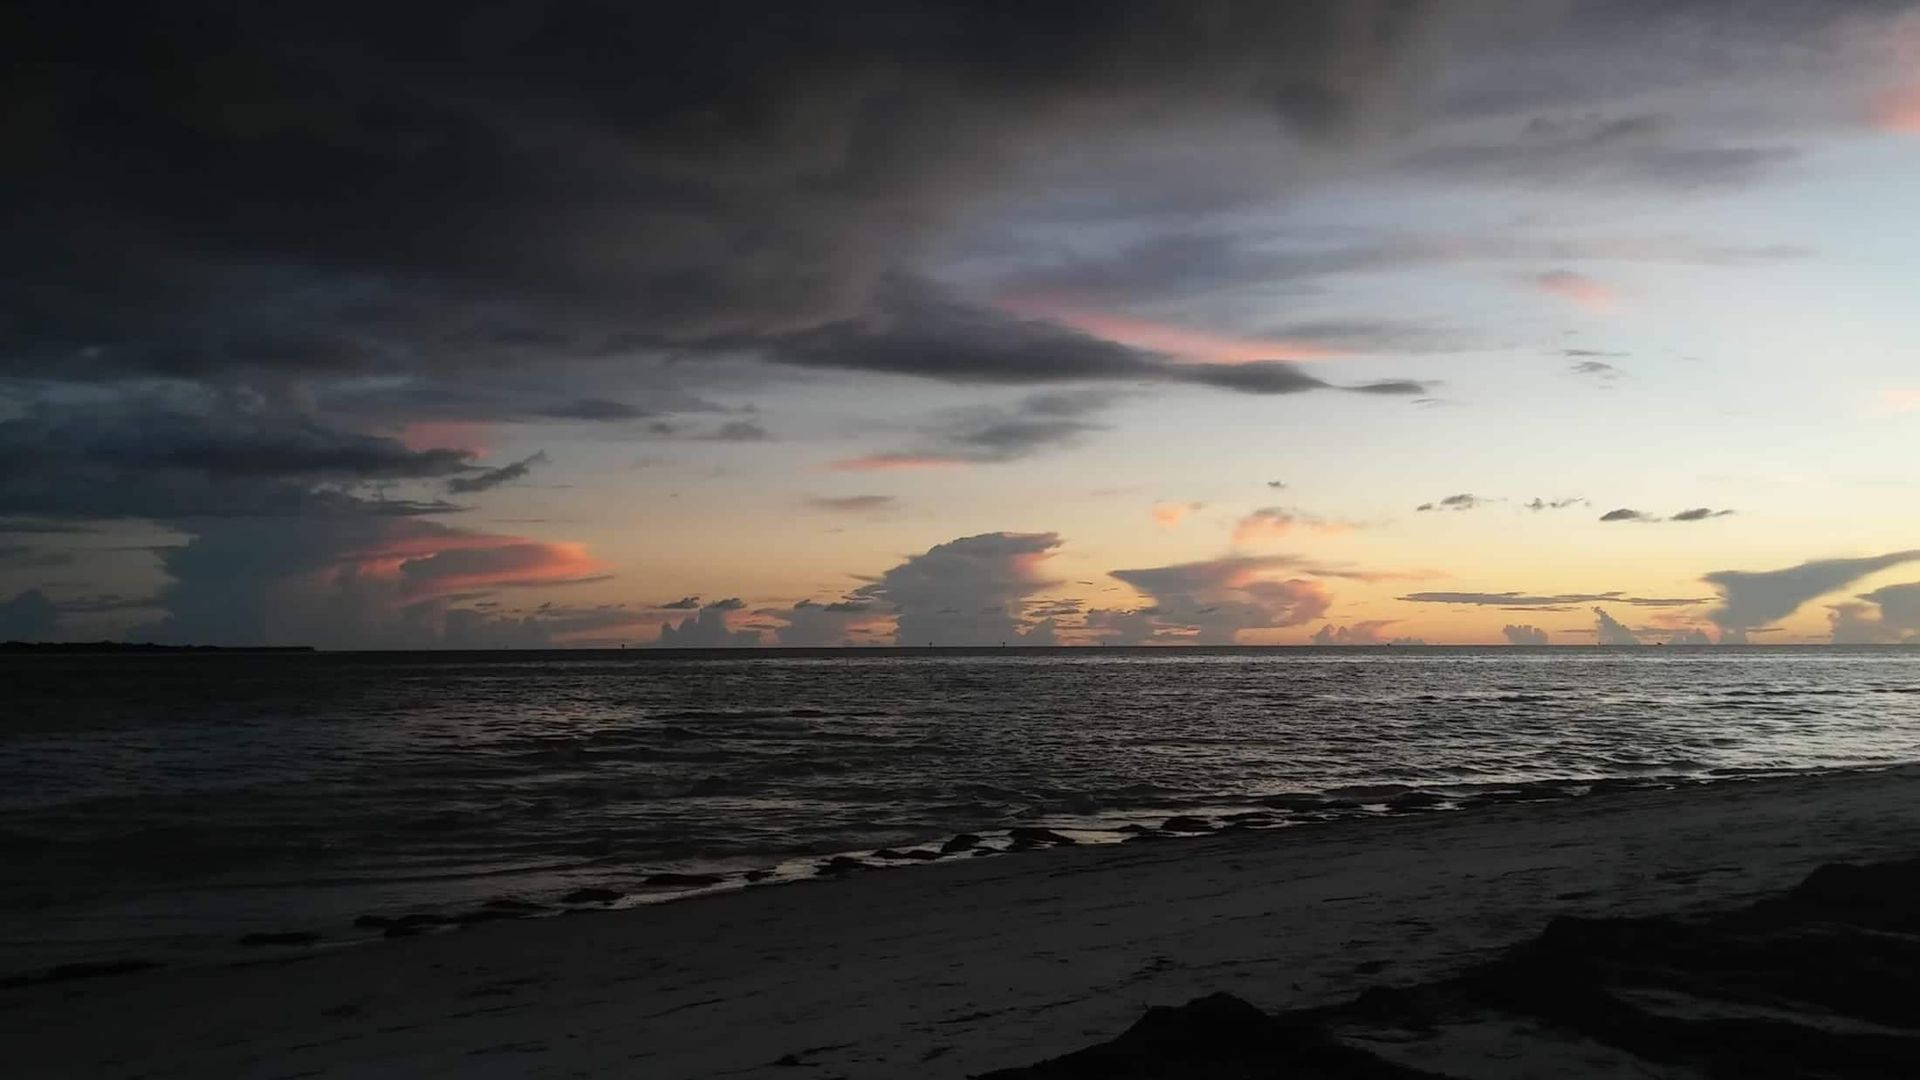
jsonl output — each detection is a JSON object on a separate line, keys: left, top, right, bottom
{"left": 8, "top": 765, "right": 1920, "bottom": 1077}
{"left": 5, "top": 761, "right": 1896, "bottom": 977}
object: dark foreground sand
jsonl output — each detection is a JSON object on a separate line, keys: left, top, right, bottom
{"left": 8, "top": 767, "right": 1920, "bottom": 1078}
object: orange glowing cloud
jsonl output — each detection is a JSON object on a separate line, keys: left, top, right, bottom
{"left": 1151, "top": 501, "right": 1204, "bottom": 528}
{"left": 1529, "top": 270, "right": 1615, "bottom": 312}
{"left": 396, "top": 541, "right": 609, "bottom": 599}
{"left": 1870, "top": 85, "right": 1920, "bottom": 133}
{"left": 332, "top": 522, "right": 610, "bottom": 600}
{"left": 1231, "top": 507, "right": 1357, "bottom": 546}
{"left": 1877, "top": 387, "right": 1920, "bottom": 415}
{"left": 827, "top": 454, "right": 973, "bottom": 471}
{"left": 998, "top": 296, "right": 1343, "bottom": 364}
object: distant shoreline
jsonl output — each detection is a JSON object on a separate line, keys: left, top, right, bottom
{"left": 0, "top": 641, "right": 316, "bottom": 654}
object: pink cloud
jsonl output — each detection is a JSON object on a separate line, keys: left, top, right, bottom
{"left": 1529, "top": 270, "right": 1615, "bottom": 312}
{"left": 394, "top": 541, "right": 608, "bottom": 599}
{"left": 1870, "top": 85, "right": 1920, "bottom": 133}
{"left": 1103, "top": 555, "right": 1334, "bottom": 644}
{"left": 333, "top": 522, "right": 610, "bottom": 600}
{"left": 1231, "top": 507, "right": 1356, "bottom": 546}
{"left": 1151, "top": 501, "right": 1204, "bottom": 528}
{"left": 997, "top": 296, "right": 1343, "bottom": 364}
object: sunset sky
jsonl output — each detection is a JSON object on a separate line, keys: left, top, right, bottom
{"left": 4, "top": 1, "right": 1919, "bottom": 647}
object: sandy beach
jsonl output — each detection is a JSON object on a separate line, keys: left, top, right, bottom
{"left": 9, "top": 766, "right": 1920, "bottom": 1078}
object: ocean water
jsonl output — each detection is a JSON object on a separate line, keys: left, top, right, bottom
{"left": 4, "top": 646, "right": 1919, "bottom": 971}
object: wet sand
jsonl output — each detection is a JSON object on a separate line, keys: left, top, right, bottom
{"left": 8, "top": 766, "right": 1920, "bottom": 1078}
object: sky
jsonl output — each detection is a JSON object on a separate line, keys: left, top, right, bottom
{"left": 4, "top": 0, "right": 1920, "bottom": 648}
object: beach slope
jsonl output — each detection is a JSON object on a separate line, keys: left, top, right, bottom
{"left": 8, "top": 768, "right": 1920, "bottom": 1078}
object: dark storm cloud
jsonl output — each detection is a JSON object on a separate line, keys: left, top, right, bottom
{"left": 447, "top": 452, "right": 549, "bottom": 494}
{"left": 0, "top": 545, "right": 76, "bottom": 572}
{"left": 768, "top": 285, "right": 1427, "bottom": 397}
{"left": 1599, "top": 508, "right": 1654, "bottom": 522}
{"left": 1525, "top": 497, "right": 1585, "bottom": 511}
{"left": 6, "top": 1, "right": 1447, "bottom": 387}
{"left": 767, "top": 285, "right": 1164, "bottom": 384}
{"left": 658, "top": 596, "right": 703, "bottom": 611}
{"left": 0, "top": 519, "right": 94, "bottom": 534}
{"left": 1669, "top": 507, "right": 1735, "bottom": 522}
{"left": 308, "top": 371, "right": 737, "bottom": 428}
{"left": 54, "top": 594, "right": 163, "bottom": 615}
{"left": 0, "top": 589, "right": 57, "bottom": 640}
{"left": 0, "top": 397, "right": 470, "bottom": 520}
{"left": 1704, "top": 551, "right": 1920, "bottom": 633}
{"left": 1400, "top": 590, "right": 1708, "bottom": 609}
{"left": 1571, "top": 360, "right": 1622, "bottom": 379}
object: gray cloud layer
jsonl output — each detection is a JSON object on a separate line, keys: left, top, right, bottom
{"left": 7, "top": 2, "right": 1446, "bottom": 389}
{"left": 1706, "top": 551, "right": 1920, "bottom": 633}
{"left": 1401, "top": 590, "right": 1707, "bottom": 610}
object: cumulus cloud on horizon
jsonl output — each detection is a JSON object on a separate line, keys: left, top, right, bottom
{"left": 1501, "top": 623, "right": 1550, "bottom": 645}
{"left": 852, "top": 532, "right": 1064, "bottom": 646}
{"left": 1593, "top": 607, "right": 1641, "bottom": 646}
{"left": 1099, "top": 555, "right": 1333, "bottom": 645}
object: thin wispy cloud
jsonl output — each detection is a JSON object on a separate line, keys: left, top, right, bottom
{"left": 447, "top": 452, "right": 550, "bottom": 494}
{"left": 1602, "top": 507, "right": 1735, "bottom": 523}
{"left": 1416, "top": 493, "right": 1484, "bottom": 512}
{"left": 807, "top": 495, "right": 898, "bottom": 513}
{"left": 1401, "top": 591, "right": 1708, "bottom": 611}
